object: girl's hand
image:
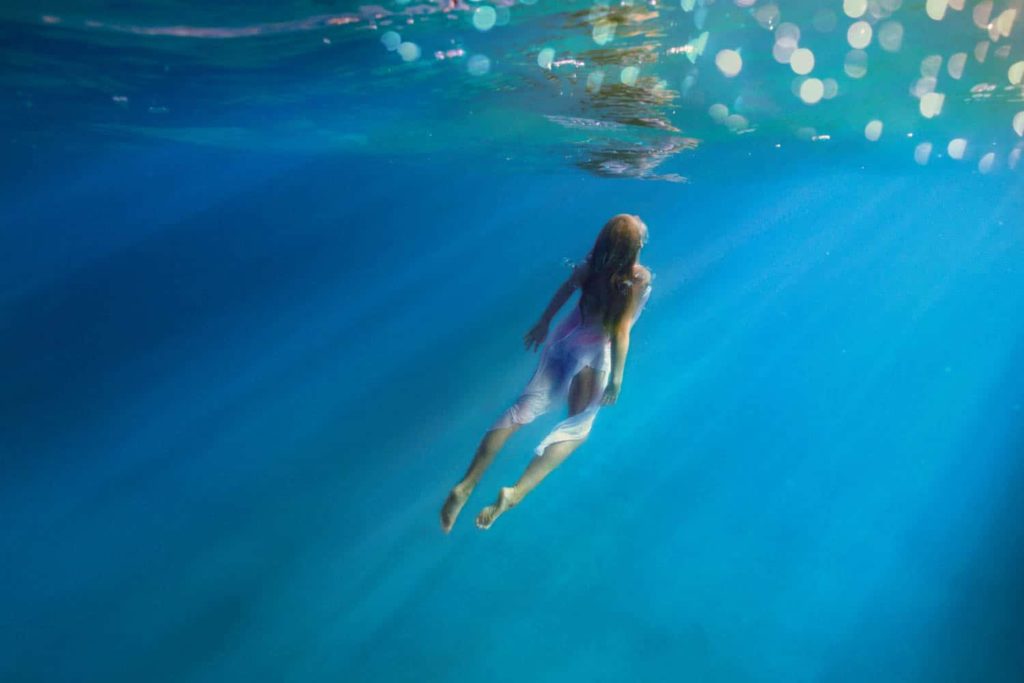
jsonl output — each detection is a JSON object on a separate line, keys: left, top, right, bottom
{"left": 523, "top": 320, "right": 549, "bottom": 351}
{"left": 601, "top": 380, "right": 621, "bottom": 406}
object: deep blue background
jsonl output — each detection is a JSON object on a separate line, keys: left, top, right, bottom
{"left": 2, "top": 142, "right": 1023, "bottom": 682}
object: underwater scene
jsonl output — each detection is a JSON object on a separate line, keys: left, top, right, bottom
{"left": 2, "top": 1, "right": 1024, "bottom": 681}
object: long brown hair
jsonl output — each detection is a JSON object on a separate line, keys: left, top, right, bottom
{"left": 578, "top": 214, "right": 648, "bottom": 333}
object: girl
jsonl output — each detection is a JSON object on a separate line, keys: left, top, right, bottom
{"left": 440, "top": 214, "right": 652, "bottom": 532}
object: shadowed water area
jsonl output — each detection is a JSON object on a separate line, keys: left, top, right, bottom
{"left": 2, "top": 2, "right": 1024, "bottom": 682}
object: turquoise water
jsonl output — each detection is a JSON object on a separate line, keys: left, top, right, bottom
{"left": 3, "top": 2, "right": 1024, "bottom": 682}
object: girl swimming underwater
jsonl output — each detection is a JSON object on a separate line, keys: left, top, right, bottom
{"left": 440, "top": 214, "right": 652, "bottom": 532}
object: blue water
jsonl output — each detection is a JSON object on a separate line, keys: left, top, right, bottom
{"left": 3, "top": 2, "right": 1024, "bottom": 682}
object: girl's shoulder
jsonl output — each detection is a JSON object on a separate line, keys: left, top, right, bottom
{"left": 632, "top": 264, "right": 652, "bottom": 287}
{"left": 570, "top": 258, "right": 591, "bottom": 287}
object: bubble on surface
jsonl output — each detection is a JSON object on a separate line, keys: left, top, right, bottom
{"left": 1013, "top": 112, "right": 1024, "bottom": 137}
{"left": 847, "top": 21, "right": 872, "bottom": 49}
{"left": 948, "top": 138, "right": 967, "bottom": 160}
{"left": 813, "top": 9, "right": 837, "bottom": 32}
{"left": 948, "top": 0, "right": 964, "bottom": 9}
{"left": 620, "top": 65, "right": 640, "bottom": 85}
{"left": 926, "top": 0, "right": 948, "bottom": 21}
{"left": 467, "top": 54, "right": 491, "bottom": 75}
{"left": 472, "top": 6, "right": 497, "bottom": 31}
{"left": 920, "top": 92, "right": 945, "bottom": 118}
{"left": 708, "top": 103, "right": 729, "bottom": 123}
{"left": 397, "top": 41, "right": 420, "bottom": 61}
{"left": 915, "top": 142, "right": 933, "bottom": 165}
{"left": 790, "top": 48, "right": 815, "bottom": 75}
{"left": 1009, "top": 62, "right": 1024, "bottom": 86}
{"left": 586, "top": 69, "right": 605, "bottom": 94}
{"left": 716, "top": 49, "right": 743, "bottom": 77}
{"left": 822, "top": 78, "right": 839, "bottom": 99}
{"left": 947, "top": 52, "right": 967, "bottom": 79}
{"left": 878, "top": 21, "right": 903, "bottom": 52}
{"left": 978, "top": 151, "right": 995, "bottom": 174}
{"left": 844, "top": 0, "right": 867, "bottom": 18}
{"left": 495, "top": 6, "right": 511, "bottom": 26}
{"left": 865, "top": 119, "right": 883, "bottom": 141}
{"left": 800, "top": 78, "right": 824, "bottom": 104}
{"left": 1010, "top": 147, "right": 1022, "bottom": 170}
{"left": 537, "top": 47, "right": 555, "bottom": 69}
{"left": 381, "top": 31, "right": 401, "bottom": 51}
{"left": 845, "top": 50, "right": 868, "bottom": 78}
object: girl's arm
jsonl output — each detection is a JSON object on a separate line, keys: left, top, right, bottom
{"left": 603, "top": 267, "right": 651, "bottom": 405}
{"left": 524, "top": 261, "right": 588, "bottom": 351}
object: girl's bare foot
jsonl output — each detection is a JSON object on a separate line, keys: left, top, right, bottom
{"left": 440, "top": 483, "right": 472, "bottom": 533}
{"left": 475, "top": 486, "right": 518, "bottom": 530}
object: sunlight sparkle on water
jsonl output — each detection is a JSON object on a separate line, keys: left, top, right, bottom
{"left": 709, "top": 103, "right": 729, "bottom": 123}
{"left": 777, "top": 22, "right": 801, "bottom": 43}
{"left": 848, "top": 21, "right": 873, "bottom": 49}
{"left": 948, "top": 138, "right": 968, "bottom": 160}
{"left": 381, "top": 31, "right": 401, "bottom": 51}
{"left": 920, "top": 92, "right": 945, "bottom": 118}
{"left": 994, "top": 9, "right": 1017, "bottom": 38}
{"left": 921, "top": 55, "right": 943, "bottom": 78}
{"left": 974, "top": 1, "right": 993, "bottom": 28}
{"left": 467, "top": 54, "right": 490, "bottom": 76}
{"left": 472, "top": 6, "right": 496, "bottom": 31}
{"left": 800, "top": 78, "right": 824, "bottom": 104}
{"left": 979, "top": 151, "right": 996, "bottom": 173}
{"left": 592, "top": 21, "right": 615, "bottom": 46}
{"left": 716, "top": 49, "right": 743, "bottom": 77}
{"left": 537, "top": 47, "right": 554, "bottom": 70}
{"left": 755, "top": 3, "right": 780, "bottom": 29}
{"left": 791, "top": 48, "right": 815, "bottom": 75}
{"left": 845, "top": 49, "right": 869, "bottom": 78}
{"left": 926, "top": 0, "right": 949, "bottom": 22}
{"left": 1009, "top": 62, "right": 1024, "bottom": 86}
{"left": 865, "top": 119, "right": 883, "bottom": 141}
{"left": 879, "top": 21, "right": 904, "bottom": 52}
{"left": 948, "top": 52, "right": 967, "bottom": 79}
{"left": 725, "top": 113, "right": 749, "bottom": 131}
{"left": 813, "top": 9, "right": 837, "bottom": 32}
{"left": 915, "top": 141, "right": 933, "bottom": 165}
{"left": 844, "top": 0, "right": 867, "bottom": 19}
{"left": 912, "top": 77, "right": 937, "bottom": 98}
{"left": 398, "top": 41, "right": 420, "bottom": 61}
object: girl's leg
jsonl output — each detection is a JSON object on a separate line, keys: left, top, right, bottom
{"left": 441, "top": 425, "right": 520, "bottom": 533}
{"left": 475, "top": 367, "right": 600, "bottom": 530}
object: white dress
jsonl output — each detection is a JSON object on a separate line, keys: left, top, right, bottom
{"left": 491, "top": 281, "right": 652, "bottom": 455}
